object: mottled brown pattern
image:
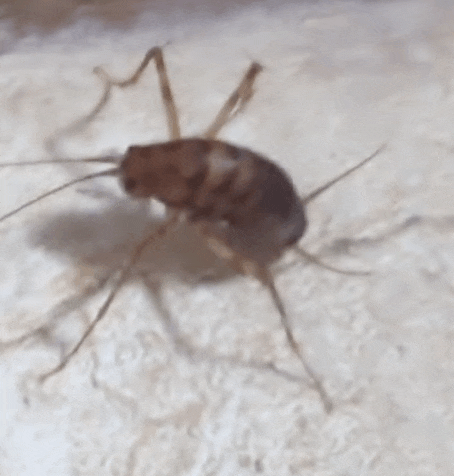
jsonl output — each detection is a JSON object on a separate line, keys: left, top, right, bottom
{"left": 120, "top": 138, "right": 305, "bottom": 252}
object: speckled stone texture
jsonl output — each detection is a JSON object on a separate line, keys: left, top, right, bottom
{"left": 1, "top": 1, "right": 454, "bottom": 474}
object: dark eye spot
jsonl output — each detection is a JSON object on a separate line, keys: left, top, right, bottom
{"left": 123, "top": 177, "right": 137, "bottom": 193}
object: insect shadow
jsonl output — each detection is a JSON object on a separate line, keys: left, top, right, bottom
{"left": 0, "top": 47, "right": 386, "bottom": 412}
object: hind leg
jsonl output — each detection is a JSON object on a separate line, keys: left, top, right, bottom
{"left": 93, "top": 47, "right": 181, "bottom": 139}
{"left": 196, "top": 224, "right": 333, "bottom": 413}
{"left": 46, "top": 47, "right": 181, "bottom": 155}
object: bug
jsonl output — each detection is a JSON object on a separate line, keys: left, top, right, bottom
{"left": 0, "top": 47, "right": 385, "bottom": 412}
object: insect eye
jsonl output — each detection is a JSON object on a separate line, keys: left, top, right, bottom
{"left": 123, "top": 177, "right": 137, "bottom": 193}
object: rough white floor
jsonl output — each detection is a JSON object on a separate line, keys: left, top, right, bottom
{"left": 1, "top": 1, "right": 454, "bottom": 475}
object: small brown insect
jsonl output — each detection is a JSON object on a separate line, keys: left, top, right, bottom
{"left": 0, "top": 48, "right": 384, "bottom": 412}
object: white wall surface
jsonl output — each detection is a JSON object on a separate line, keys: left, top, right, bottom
{"left": 1, "top": 1, "right": 454, "bottom": 475}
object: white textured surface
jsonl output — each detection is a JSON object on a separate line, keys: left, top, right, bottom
{"left": 1, "top": 1, "right": 454, "bottom": 475}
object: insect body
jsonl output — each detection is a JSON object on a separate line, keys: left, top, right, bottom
{"left": 0, "top": 47, "right": 385, "bottom": 412}
{"left": 121, "top": 138, "right": 306, "bottom": 266}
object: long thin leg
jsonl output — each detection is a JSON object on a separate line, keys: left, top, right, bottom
{"left": 204, "top": 62, "right": 263, "bottom": 139}
{"left": 39, "top": 213, "right": 180, "bottom": 382}
{"left": 258, "top": 267, "right": 333, "bottom": 413}
{"left": 94, "top": 47, "right": 181, "bottom": 140}
{"left": 45, "top": 76, "right": 114, "bottom": 155}
{"left": 46, "top": 47, "right": 181, "bottom": 156}
{"left": 140, "top": 274, "right": 303, "bottom": 383}
{"left": 196, "top": 225, "right": 333, "bottom": 412}
{"left": 0, "top": 274, "right": 112, "bottom": 355}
